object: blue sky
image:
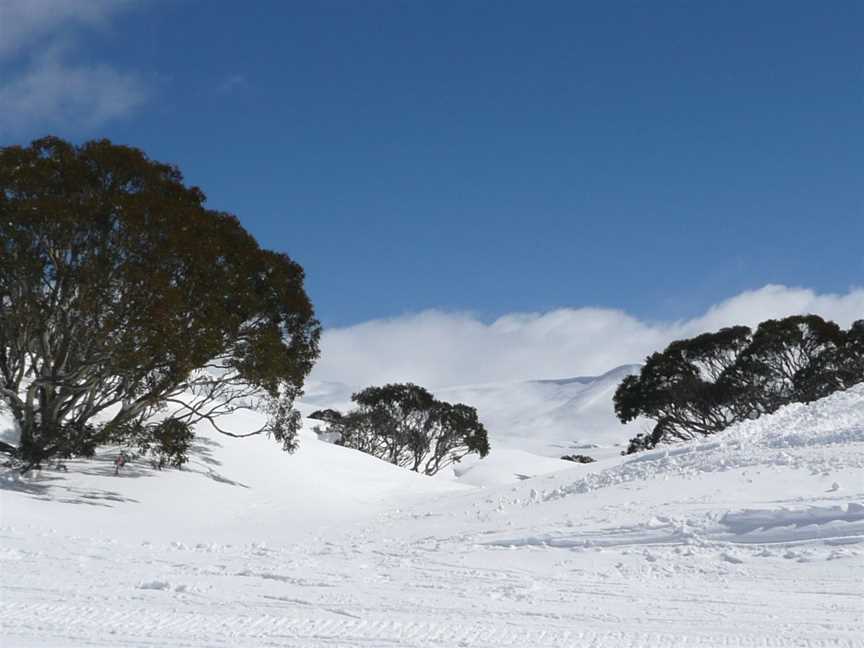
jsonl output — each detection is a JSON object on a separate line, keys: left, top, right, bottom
{"left": 1, "top": 1, "right": 861, "bottom": 330}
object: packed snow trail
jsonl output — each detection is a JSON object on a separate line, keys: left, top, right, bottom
{"left": 2, "top": 519, "right": 860, "bottom": 647}
{"left": 1, "top": 385, "right": 863, "bottom": 647}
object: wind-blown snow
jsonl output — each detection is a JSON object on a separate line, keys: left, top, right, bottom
{"left": 1, "top": 383, "right": 862, "bottom": 647}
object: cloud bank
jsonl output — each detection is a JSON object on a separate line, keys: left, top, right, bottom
{"left": 0, "top": 0, "right": 146, "bottom": 136}
{"left": 311, "top": 285, "right": 864, "bottom": 388}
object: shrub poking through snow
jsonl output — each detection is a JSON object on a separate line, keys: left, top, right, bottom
{"left": 322, "top": 383, "right": 490, "bottom": 475}
{"left": 615, "top": 315, "right": 864, "bottom": 453}
{"left": 561, "top": 454, "right": 595, "bottom": 463}
{"left": 0, "top": 137, "right": 320, "bottom": 470}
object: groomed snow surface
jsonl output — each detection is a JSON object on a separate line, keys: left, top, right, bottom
{"left": 1, "top": 382, "right": 863, "bottom": 647}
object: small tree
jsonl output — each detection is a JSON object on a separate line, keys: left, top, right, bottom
{"left": 0, "top": 137, "right": 320, "bottom": 469}
{"left": 324, "top": 383, "right": 490, "bottom": 475}
{"left": 422, "top": 401, "right": 490, "bottom": 475}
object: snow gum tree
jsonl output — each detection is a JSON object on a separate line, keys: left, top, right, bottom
{"left": 615, "top": 315, "right": 863, "bottom": 453}
{"left": 322, "top": 383, "right": 490, "bottom": 475}
{"left": 0, "top": 137, "right": 320, "bottom": 469}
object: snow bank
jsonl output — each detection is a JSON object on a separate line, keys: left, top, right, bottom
{"left": 0, "top": 410, "right": 463, "bottom": 543}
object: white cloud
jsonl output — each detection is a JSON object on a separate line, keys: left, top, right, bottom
{"left": 0, "top": 0, "right": 144, "bottom": 135}
{"left": 311, "top": 285, "right": 864, "bottom": 388}
{"left": 0, "top": 0, "right": 134, "bottom": 57}
{"left": 0, "top": 48, "right": 148, "bottom": 135}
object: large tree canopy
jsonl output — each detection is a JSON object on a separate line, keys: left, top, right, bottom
{"left": 0, "top": 136, "right": 320, "bottom": 468}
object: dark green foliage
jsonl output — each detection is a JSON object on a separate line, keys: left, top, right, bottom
{"left": 0, "top": 137, "right": 320, "bottom": 469}
{"left": 622, "top": 433, "right": 654, "bottom": 455}
{"left": 615, "top": 315, "right": 863, "bottom": 453}
{"left": 793, "top": 319, "right": 864, "bottom": 403}
{"left": 561, "top": 454, "right": 595, "bottom": 463}
{"left": 324, "top": 383, "right": 490, "bottom": 475}
{"left": 137, "top": 419, "right": 195, "bottom": 469}
{"left": 729, "top": 315, "right": 845, "bottom": 413}
{"left": 17, "top": 422, "right": 100, "bottom": 469}
{"left": 614, "top": 326, "right": 752, "bottom": 446}
{"left": 427, "top": 401, "right": 490, "bottom": 475}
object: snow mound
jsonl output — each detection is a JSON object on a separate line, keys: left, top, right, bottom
{"left": 0, "top": 409, "right": 463, "bottom": 544}
{"left": 538, "top": 383, "right": 864, "bottom": 503}
{"left": 718, "top": 503, "right": 864, "bottom": 544}
{"left": 488, "top": 502, "right": 864, "bottom": 550}
{"left": 465, "top": 384, "right": 864, "bottom": 564}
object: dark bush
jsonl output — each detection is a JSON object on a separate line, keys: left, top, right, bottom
{"left": 561, "top": 454, "right": 595, "bottom": 463}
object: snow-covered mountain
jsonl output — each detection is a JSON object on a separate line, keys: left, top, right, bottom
{"left": 438, "top": 364, "right": 644, "bottom": 458}
{"left": 2, "top": 377, "right": 862, "bottom": 646}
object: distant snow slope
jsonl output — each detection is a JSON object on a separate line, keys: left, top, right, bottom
{"left": 2, "top": 380, "right": 862, "bottom": 647}
{"left": 301, "top": 364, "right": 646, "bottom": 464}
{"left": 438, "top": 364, "right": 644, "bottom": 458}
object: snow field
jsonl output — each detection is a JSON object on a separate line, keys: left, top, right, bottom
{"left": 1, "top": 383, "right": 862, "bottom": 646}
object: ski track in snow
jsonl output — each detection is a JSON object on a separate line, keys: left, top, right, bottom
{"left": 2, "top": 528, "right": 861, "bottom": 647}
{"left": 1, "top": 386, "right": 863, "bottom": 647}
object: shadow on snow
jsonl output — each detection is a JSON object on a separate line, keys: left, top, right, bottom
{"left": 0, "top": 433, "right": 250, "bottom": 507}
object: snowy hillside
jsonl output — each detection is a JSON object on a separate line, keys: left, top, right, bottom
{"left": 0, "top": 410, "right": 462, "bottom": 544}
{"left": 1, "top": 381, "right": 862, "bottom": 646}
{"left": 438, "top": 364, "right": 644, "bottom": 458}
{"left": 301, "top": 364, "right": 645, "bottom": 462}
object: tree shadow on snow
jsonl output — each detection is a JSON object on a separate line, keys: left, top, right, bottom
{"left": 53, "top": 486, "right": 139, "bottom": 507}
{"left": 0, "top": 467, "right": 140, "bottom": 506}
{"left": 0, "top": 470, "right": 60, "bottom": 496}
{"left": 0, "top": 434, "right": 249, "bottom": 504}
{"left": 77, "top": 452, "right": 154, "bottom": 479}
{"left": 187, "top": 436, "right": 222, "bottom": 466}
{"left": 183, "top": 436, "right": 250, "bottom": 488}
{"left": 195, "top": 467, "right": 250, "bottom": 488}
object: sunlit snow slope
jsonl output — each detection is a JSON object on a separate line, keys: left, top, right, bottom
{"left": 0, "top": 408, "right": 462, "bottom": 544}
{"left": 1, "top": 383, "right": 862, "bottom": 647}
